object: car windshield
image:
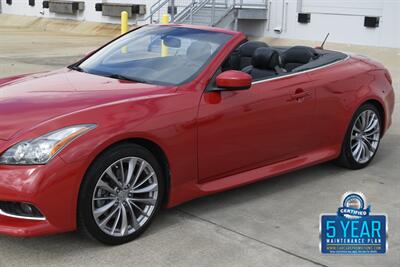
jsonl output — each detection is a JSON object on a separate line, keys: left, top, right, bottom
{"left": 77, "top": 26, "right": 232, "bottom": 85}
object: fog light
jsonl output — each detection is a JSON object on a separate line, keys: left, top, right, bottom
{"left": 20, "top": 203, "right": 34, "bottom": 214}
{"left": 0, "top": 201, "right": 45, "bottom": 220}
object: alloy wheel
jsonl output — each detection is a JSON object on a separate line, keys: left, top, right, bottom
{"left": 92, "top": 157, "right": 159, "bottom": 237}
{"left": 350, "top": 110, "right": 380, "bottom": 164}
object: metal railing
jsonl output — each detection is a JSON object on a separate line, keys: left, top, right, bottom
{"left": 235, "top": 0, "right": 268, "bottom": 8}
{"left": 138, "top": 0, "right": 268, "bottom": 26}
{"left": 174, "top": 0, "right": 211, "bottom": 23}
{"left": 175, "top": 0, "right": 234, "bottom": 26}
{"left": 137, "top": 0, "right": 196, "bottom": 24}
{"left": 137, "top": 0, "right": 170, "bottom": 24}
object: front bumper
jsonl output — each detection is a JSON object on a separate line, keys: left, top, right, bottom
{"left": 0, "top": 156, "right": 85, "bottom": 237}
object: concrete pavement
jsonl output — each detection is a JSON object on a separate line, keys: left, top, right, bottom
{"left": 0, "top": 17, "right": 399, "bottom": 267}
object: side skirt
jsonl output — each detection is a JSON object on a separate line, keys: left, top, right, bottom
{"left": 166, "top": 147, "right": 339, "bottom": 208}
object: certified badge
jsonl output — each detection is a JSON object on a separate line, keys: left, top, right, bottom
{"left": 320, "top": 192, "right": 387, "bottom": 254}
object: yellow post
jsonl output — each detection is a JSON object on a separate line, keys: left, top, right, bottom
{"left": 121, "top": 11, "right": 129, "bottom": 35}
{"left": 161, "top": 14, "right": 169, "bottom": 57}
{"left": 161, "top": 14, "right": 169, "bottom": 24}
{"left": 121, "top": 11, "right": 129, "bottom": 54}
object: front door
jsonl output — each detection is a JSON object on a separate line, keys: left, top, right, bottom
{"left": 197, "top": 73, "right": 317, "bottom": 182}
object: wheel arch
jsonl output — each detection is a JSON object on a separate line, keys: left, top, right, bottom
{"left": 336, "top": 98, "right": 385, "bottom": 169}
{"left": 79, "top": 137, "right": 171, "bottom": 209}
{"left": 338, "top": 98, "right": 386, "bottom": 157}
{"left": 125, "top": 138, "right": 171, "bottom": 203}
{"left": 76, "top": 137, "right": 171, "bottom": 242}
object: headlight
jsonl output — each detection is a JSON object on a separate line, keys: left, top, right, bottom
{"left": 0, "top": 124, "right": 96, "bottom": 165}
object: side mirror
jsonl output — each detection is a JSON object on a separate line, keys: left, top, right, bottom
{"left": 216, "top": 70, "right": 252, "bottom": 91}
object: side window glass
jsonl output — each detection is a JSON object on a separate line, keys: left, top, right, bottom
{"left": 221, "top": 50, "right": 241, "bottom": 72}
{"left": 206, "top": 44, "right": 243, "bottom": 91}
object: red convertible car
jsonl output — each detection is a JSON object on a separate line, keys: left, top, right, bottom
{"left": 0, "top": 25, "right": 394, "bottom": 244}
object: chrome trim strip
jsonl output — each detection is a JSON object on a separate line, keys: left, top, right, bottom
{"left": 0, "top": 209, "right": 46, "bottom": 221}
{"left": 252, "top": 55, "right": 350, "bottom": 85}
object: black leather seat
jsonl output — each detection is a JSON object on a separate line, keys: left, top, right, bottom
{"left": 238, "top": 41, "right": 269, "bottom": 69}
{"left": 242, "top": 47, "right": 281, "bottom": 80}
{"left": 281, "top": 46, "right": 318, "bottom": 72}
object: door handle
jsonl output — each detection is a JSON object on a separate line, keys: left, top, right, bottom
{"left": 288, "top": 88, "right": 310, "bottom": 102}
{"left": 291, "top": 92, "right": 309, "bottom": 99}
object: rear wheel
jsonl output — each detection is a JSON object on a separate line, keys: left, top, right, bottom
{"left": 78, "top": 143, "right": 164, "bottom": 245}
{"left": 337, "top": 103, "right": 382, "bottom": 169}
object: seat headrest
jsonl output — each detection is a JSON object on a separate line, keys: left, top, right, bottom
{"left": 281, "top": 46, "right": 318, "bottom": 64}
{"left": 239, "top": 41, "right": 269, "bottom": 57}
{"left": 251, "top": 47, "right": 280, "bottom": 70}
{"left": 187, "top": 41, "right": 212, "bottom": 61}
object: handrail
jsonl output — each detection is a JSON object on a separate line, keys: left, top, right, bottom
{"left": 174, "top": 1, "right": 197, "bottom": 22}
{"left": 175, "top": 0, "right": 211, "bottom": 23}
{"left": 211, "top": 5, "right": 235, "bottom": 26}
{"left": 211, "top": 0, "right": 216, "bottom": 25}
{"left": 138, "top": 0, "right": 269, "bottom": 25}
{"left": 137, "top": 0, "right": 170, "bottom": 24}
{"left": 234, "top": 0, "right": 268, "bottom": 8}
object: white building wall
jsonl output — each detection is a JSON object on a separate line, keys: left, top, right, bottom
{"left": 1, "top": 0, "right": 399, "bottom": 48}
{"left": 256, "top": 0, "right": 400, "bottom": 48}
{"left": 0, "top": 0, "right": 159, "bottom": 24}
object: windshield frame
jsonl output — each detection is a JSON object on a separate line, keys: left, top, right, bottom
{"left": 70, "top": 25, "right": 234, "bottom": 86}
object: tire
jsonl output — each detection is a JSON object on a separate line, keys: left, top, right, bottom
{"left": 336, "top": 103, "right": 382, "bottom": 170}
{"left": 78, "top": 143, "right": 165, "bottom": 245}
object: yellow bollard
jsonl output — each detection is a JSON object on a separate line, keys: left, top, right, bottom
{"left": 121, "top": 11, "right": 129, "bottom": 35}
{"left": 161, "top": 14, "right": 169, "bottom": 57}
{"left": 161, "top": 14, "right": 169, "bottom": 24}
{"left": 121, "top": 11, "right": 129, "bottom": 54}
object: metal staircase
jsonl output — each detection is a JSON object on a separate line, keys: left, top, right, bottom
{"left": 138, "top": 0, "right": 268, "bottom": 30}
{"left": 174, "top": 0, "right": 234, "bottom": 27}
{"left": 185, "top": 7, "right": 228, "bottom": 25}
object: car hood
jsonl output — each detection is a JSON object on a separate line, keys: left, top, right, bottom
{"left": 0, "top": 68, "right": 170, "bottom": 141}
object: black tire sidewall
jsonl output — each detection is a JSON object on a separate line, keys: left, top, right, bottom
{"left": 78, "top": 143, "right": 164, "bottom": 245}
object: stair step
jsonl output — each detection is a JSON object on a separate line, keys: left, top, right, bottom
{"left": 197, "top": 8, "right": 227, "bottom": 13}
{"left": 196, "top": 9, "right": 226, "bottom": 14}
{"left": 195, "top": 12, "right": 226, "bottom": 17}
{"left": 183, "top": 19, "right": 213, "bottom": 24}
{"left": 178, "top": 5, "right": 233, "bottom": 26}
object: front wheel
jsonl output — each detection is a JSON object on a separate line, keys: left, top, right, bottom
{"left": 336, "top": 103, "right": 382, "bottom": 169}
{"left": 78, "top": 143, "right": 164, "bottom": 245}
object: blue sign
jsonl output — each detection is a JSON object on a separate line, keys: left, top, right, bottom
{"left": 320, "top": 192, "right": 387, "bottom": 254}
